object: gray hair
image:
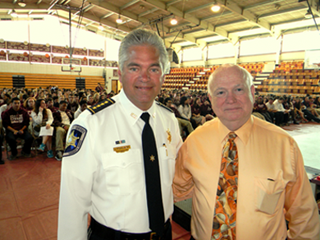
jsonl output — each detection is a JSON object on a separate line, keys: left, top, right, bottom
{"left": 118, "top": 29, "right": 169, "bottom": 77}
{"left": 207, "top": 64, "right": 253, "bottom": 97}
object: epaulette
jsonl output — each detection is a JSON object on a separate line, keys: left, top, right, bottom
{"left": 156, "top": 101, "right": 173, "bottom": 113}
{"left": 87, "top": 98, "right": 115, "bottom": 114}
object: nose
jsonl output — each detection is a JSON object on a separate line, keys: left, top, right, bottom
{"left": 140, "top": 69, "right": 150, "bottom": 82}
{"left": 226, "top": 91, "right": 236, "bottom": 103}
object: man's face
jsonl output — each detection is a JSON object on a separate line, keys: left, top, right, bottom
{"left": 209, "top": 65, "right": 255, "bottom": 131}
{"left": 118, "top": 44, "right": 163, "bottom": 111}
{"left": 80, "top": 103, "right": 87, "bottom": 111}
{"left": 12, "top": 100, "right": 21, "bottom": 111}
{"left": 165, "top": 99, "right": 172, "bottom": 107}
{"left": 59, "top": 103, "right": 67, "bottom": 112}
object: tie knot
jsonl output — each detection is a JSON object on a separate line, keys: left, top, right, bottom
{"left": 141, "top": 112, "right": 150, "bottom": 123}
{"left": 228, "top": 132, "right": 237, "bottom": 140}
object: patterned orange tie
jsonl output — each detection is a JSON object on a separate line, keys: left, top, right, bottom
{"left": 212, "top": 132, "right": 238, "bottom": 240}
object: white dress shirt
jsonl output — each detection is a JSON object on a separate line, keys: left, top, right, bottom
{"left": 273, "top": 99, "right": 286, "bottom": 112}
{"left": 58, "top": 90, "right": 182, "bottom": 240}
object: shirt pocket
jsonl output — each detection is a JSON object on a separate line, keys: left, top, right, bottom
{"left": 254, "top": 177, "right": 285, "bottom": 215}
{"left": 101, "top": 148, "right": 144, "bottom": 195}
{"left": 159, "top": 145, "right": 176, "bottom": 185}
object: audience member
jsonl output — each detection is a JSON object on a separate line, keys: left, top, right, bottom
{"left": 31, "top": 99, "right": 54, "bottom": 158}
{"left": 53, "top": 100, "right": 73, "bottom": 161}
{"left": 164, "top": 97, "right": 194, "bottom": 137}
{"left": 74, "top": 100, "right": 87, "bottom": 119}
{"left": 191, "top": 97, "right": 206, "bottom": 126}
{"left": 1, "top": 97, "right": 33, "bottom": 159}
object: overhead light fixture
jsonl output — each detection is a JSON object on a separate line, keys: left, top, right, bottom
{"left": 98, "top": 24, "right": 104, "bottom": 30}
{"left": 116, "top": 15, "right": 123, "bottom": 24}
{"left": 305, "top": 9, "right": 312, "bottom": 19}
{"left": 18, "top": 0, "right": 26, "bottom": 7}
{"left": 11, "top": 10, "right": 18, "bottom": 17}
{"left": 170, "top": 16, "right": 178, "bottom": 25}
{"left": 211, "top": 4, "right": 221, "bottom": 12}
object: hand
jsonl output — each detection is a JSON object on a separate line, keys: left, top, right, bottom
{"left": 39, "top": 107, "right": 43, "bottom": 112}
{"left": 18, "top": 129, "right": 24, "bottom": 134}
{"left": 46, "top": 124, "right": 51, "bottom": 129}
{"left": 13, "top": 130, "right": 19, "bottom": 135}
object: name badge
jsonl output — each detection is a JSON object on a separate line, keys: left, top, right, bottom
{"left": 113, "top": 145, "right": 131, "bottom": 153}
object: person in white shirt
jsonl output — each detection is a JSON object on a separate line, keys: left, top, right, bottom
{"left": 74, "top": 100, "right": 87, "bottom": 119}
{"left": 273, "top": 97, "right": 289, "bottom": 125}
{"left": 58, "top": 29, "right": 182, "bottom": 240}
{"left": 266, "top": 97, "right": 284, "bottom": 126}
{"left": 31, "top": 99, "right": 54, "bottom": 158}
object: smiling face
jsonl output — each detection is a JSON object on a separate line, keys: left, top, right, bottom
{"left": 118, "top": 44, "right": 164, "bottom": 111}
{"left": 208, "top": 65, "right": 255, "bottom": 131}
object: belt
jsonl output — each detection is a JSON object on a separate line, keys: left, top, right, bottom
{"left": 88, "top": 217, "right": 171, "bottom": 240}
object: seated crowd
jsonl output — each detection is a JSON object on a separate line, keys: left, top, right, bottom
{"left": 0, "top": 85, "right": 113, "bottom": 164}
{"left": 1, "top": 85, "right": 320, "bottom": 165}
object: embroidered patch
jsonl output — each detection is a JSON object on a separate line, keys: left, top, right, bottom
{"left": 63, "top": 124, "right": 87, "bottom": 157}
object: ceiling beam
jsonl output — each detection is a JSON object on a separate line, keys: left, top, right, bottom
{"left": 142, "top": 0, "right": 229, "bottom": 40}
{"left": 88, "top": 0, "right": 169, "bottom": 32}
{"left": 243, "top": 0, "right": 287, "bottom": 10}
{"left": 138, "top": 7, "right": 158, "bottom": 17}
{"left": 259, "top": 6, "right": 308, "bottom": 18}
{"left": 200, "top": 11, "right": 232, "bottom": 21}
{"left": 120, "top": 0, "right": 140, "bottom": 10}
{"left": 215, "top": 0, "right": 271, "bottom": 31}
{"left": 185, "top": 3, "right": 214, "bottom": 14}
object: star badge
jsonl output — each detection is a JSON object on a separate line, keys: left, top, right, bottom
{"left": 150, "top": 155, "right": 155, "bottom": 162}
{"left": 65, "top": 131, "right": 80, "bottom": 148}
{"left": 166, "top": 129, "right": 171, "bottom": 143}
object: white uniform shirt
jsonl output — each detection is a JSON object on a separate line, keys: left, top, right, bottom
{"left": 58, "top": 90, "right": 183, "bottom": 240}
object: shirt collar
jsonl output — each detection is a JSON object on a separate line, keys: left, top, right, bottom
{"left": 218, "top": 116, "right": 253, "bottom": 145}
{"left": 118, "top": 90, "right": 156, "bottom": 126}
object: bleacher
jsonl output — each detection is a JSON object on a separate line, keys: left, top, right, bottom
{"left": 0, "top": 72, "right": 104, "bottom": 90}
{"left": 256, "top": 61, "right": 320, "bottom": 95}
{"left": 163, "top": 61, "right": 320, "bottom": 95}
{"left": 163, "top": 63, "right": 265, "bottom": 91}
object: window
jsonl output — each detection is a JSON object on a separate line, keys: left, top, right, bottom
{"left": 282, "top": 31, "right": 320, "bottom": 52}
{"left": 208, "top": 42, "right": 234, "bottom": 59}
{"left": 240, "top": 37, "right": 277, "bottom": 56}
{"left": 182, "top": 47, "right": 202, "bottom": 61}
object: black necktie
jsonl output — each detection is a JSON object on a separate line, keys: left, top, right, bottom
{"left": 141, "top": 112, "right": 165, "bottom": 235}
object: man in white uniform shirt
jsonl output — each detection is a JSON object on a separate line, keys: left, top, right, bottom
{"left": 58, "top": 29, "right": 182, "bottom": 240}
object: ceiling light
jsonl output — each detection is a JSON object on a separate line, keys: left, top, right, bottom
{"left": 211, "top": 4, "right": 221, "bottom": 12}
{"left": 116, "top": 15, "right": 123, "bottom": 24}
{"left": 170, "top": 17, "right": 178, "bottom": 25}
{"left": 305, "top": 9, "right": 312, "bottom": 19}
{"left": 11, "top": 10, "right": 18, "bottom": 17}
{"left": 98, "top": 24, "right": 104, "bottom": 30}
{"left": 18, "top": 0, "right": 26, "bottom": 7}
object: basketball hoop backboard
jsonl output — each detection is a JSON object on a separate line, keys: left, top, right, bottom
{"left": 61, "top": 58, "right": 82, "bottom": 72}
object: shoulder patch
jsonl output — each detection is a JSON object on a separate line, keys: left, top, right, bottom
{"left": 156, "top": 101, "right": 173, "bottom": 113}
{"left": 63, "top": 124, "right": 87, "bottom": 157}
{"left": 87, "top": 98, "right": 115, "bottom": 114}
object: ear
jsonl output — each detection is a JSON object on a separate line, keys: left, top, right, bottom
{"left": 118, "top": 68, "right": 122, "bottom": 84}
{"left": 160, "top": 75, "right": 165, "bottom": 86}
{"left": 250, "top": 84, "right": 255, "bottom": 100}
{"left": 208, "top": 94, "right": 212, "bottom": 104}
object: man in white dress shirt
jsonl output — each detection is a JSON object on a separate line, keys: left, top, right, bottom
{"left": 58, "top": 29, "right": 182, "bottom": 240}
